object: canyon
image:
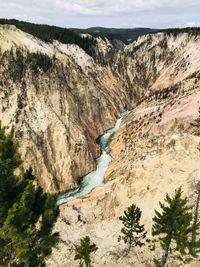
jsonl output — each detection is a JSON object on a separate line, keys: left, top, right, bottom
{"left": 0, "top": 24, "right": 132, "bottom": 192}
{"left": 1, "top": 23, "right": 200, "bottom": 266}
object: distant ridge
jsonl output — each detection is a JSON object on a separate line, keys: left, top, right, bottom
{"left": 72, "top": 27, "right": 158, "bottom": 43}
{"left": 1, "top": 18, "right": 200, "bottom": 46}
{"left": 83, "top": 26, "right": 200, "bottom": 42}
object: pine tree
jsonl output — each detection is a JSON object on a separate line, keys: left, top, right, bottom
{"left": 0, "top": 123, "right": 59, "bottom": 266}
{"left": 152, "top": 187, "right": 198, "bottom": 267}
{"left": 118, "top": 204, "right": 147, "bottom": 251}
{"left": 0, "top": 124, "right": 22, "bottom": 224}
{"left": 189, "top": 182, "right": 200, "bottom": 257}
{"left": 74, "top": 236, "right": 98, "bottom": 267}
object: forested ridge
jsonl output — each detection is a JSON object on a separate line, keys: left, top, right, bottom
{"left": 2, "top": 19, "right": 200, "bottom": 50}
{"left": 0, "top": 19, "right": 97, "bottom": 58}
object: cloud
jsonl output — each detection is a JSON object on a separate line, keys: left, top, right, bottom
{"left": 0, "top": 0, "right": 200, "bottom": 28}
{"left": 185, "top": 21, "right": 200, "bottom": 27}
{"left": 54, "top": 0, "right": 200, "bottom": 16}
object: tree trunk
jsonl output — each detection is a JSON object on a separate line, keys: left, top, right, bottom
{"left": 161, "top": 239, "right": 171, "bottom": 267}
{"left": 192, "top": 184, "right": 200, "bottom": 241}
{"left": 127, "top": 242, "right": 132, "bottom": 254}
{"left": 122, "top": 243, "right": 131, "bottom": 257}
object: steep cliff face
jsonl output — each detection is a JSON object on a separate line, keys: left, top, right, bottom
{"left": 0, "top": 24, "right": 132, "bottom": 192}
{"left": 115, "top": 32, "right": 200, "bottom": 98}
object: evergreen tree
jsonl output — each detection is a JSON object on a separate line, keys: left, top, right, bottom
{"left": 0, "top": 123, "right": 59, "bottom": 266}
{"left": 152, "top": 187, "right": 199, "bottom": 267}
{"left": 189, "top": 182, "right": 200, "bottom": 257}
{"left": 74, "top": 236, "right": 98, "bottom": 267}
{"left": 118, "top": 204, "right": 147, "bottom": 251}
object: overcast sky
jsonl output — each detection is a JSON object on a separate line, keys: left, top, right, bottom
{"left": 0, "top": 0, "right": 200, "bottom": 29}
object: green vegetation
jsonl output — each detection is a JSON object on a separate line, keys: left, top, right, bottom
{"left": 118, "top": 204, "right": 147, "bottom": 250}
{"left": 14, "top": 48, "right": 24, "bottom": 80}
{"left": 148, "top": 84, "right": 180, "bottom": 102}
{"left": 26, "top": 51, "right": 53, "bottom": 73}
{"left": 9, "top": 48, "right": 53, "bottom": 76}
{"left": 190, "top": 182, "right": 200, "bottom": 257}
{"left": 17, "top": 93, "right": 24, "bottom": 110}
{"left": 157, "top": 27, "right": 200, "bottom": 37}
{"left": 85, "top": 26, "right": 200, "bottom": 45}
{"left": 152, "top": 187, "right": 198, "bottom": 267}
{"left": 0, "top": 123, "right": 59, "bottom": 266}
{"left": 74, "top": 236, "right": 98, "bottom": 267}
{"left": 78, "top": 27, "right": 158, "bottom": 44}
{"left": 117, "top": 189, "right": 200, "bottom": 266}
{"left": 0, "top": 19, "right": 97, "bottom": 58}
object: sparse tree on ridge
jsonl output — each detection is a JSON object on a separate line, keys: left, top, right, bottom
{"left": 118, "top": 204, "right": 147, "bottom": 252}
{"left": 189, "top": 182, "right": 200, "bottom": 257}
{"left": 152, "top": 187, "right": 200, "bottom": 267}
{"left": 74, "top": 236, "right": 98, "bottom": 267}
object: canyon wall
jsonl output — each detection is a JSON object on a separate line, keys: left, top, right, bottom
{"left": 1, "top": 24, "right": 200, "bottom": 196}
{"left": 1, "top": 23, "right": 200, "bottom": 266}
{"left": 0, "top": 25, "right": 131, "bottom": 192}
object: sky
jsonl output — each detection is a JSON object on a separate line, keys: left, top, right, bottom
{"left": 0, "top": 0, "right": 200, "bottom": 29}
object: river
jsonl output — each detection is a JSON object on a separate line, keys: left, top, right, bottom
{"left": 57, "top": 111, "right": 129, "bottom": 205}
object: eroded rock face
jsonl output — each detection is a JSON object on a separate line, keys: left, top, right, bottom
{"left": 115, "top": 32, "right": 200, "bottom": 98}
{"left": 1, "top": 24, "right": 200, "bottom": 197}
{"left": 0, "top": 25, "right": 132, "bottom": 192}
